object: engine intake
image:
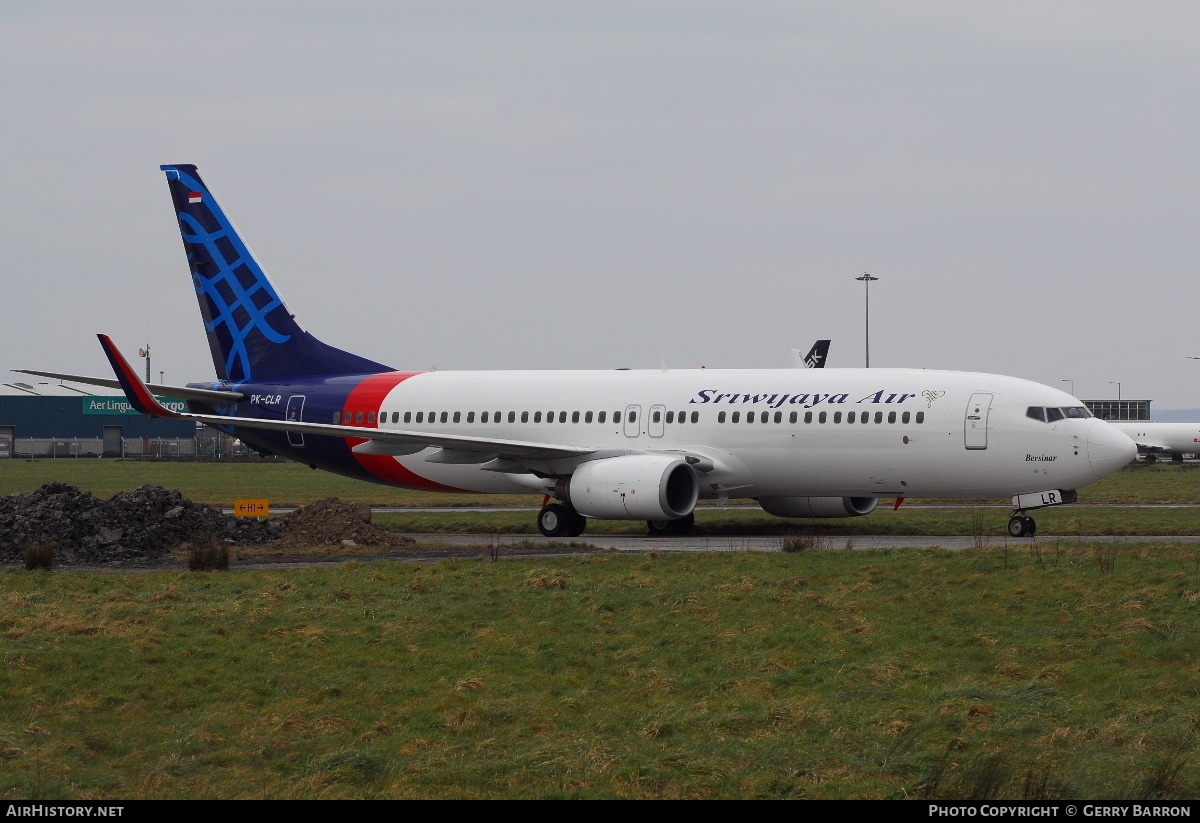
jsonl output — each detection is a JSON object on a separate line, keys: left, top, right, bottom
{"left": 757, "top": 496, "right": 878, "bottom": 519}
{"left": 567, "top": 455, "right": 699, "bottom": 520}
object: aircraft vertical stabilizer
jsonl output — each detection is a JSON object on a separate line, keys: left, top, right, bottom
{"left": 160, "top": 164, "right": 392, "bottom": 382}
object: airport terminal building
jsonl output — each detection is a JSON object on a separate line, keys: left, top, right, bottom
{"left": 1084, "top": 400, "right": 1151, "bottom": 421}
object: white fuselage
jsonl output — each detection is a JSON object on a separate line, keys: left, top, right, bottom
{"left": 1111, "top": 422, "right": 1200, "bottom": 456}
{"left": 357, "top": 367, "right": 1135, "bottom": 499}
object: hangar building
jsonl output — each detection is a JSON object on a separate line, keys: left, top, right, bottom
{"left": 0, "top": 381, "right": 198, "bottom": 458}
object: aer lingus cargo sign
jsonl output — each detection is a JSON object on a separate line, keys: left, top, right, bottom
{"left": 82, "top": 396, "right": 189, "bottom": 416}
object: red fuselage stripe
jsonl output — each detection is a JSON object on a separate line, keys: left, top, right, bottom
{"left": 342, "top": 372, "right": 464, "bottom": 493}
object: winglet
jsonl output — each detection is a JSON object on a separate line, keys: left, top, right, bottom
{"left": 96, "top": 334, "right": 184, "bottom": 418}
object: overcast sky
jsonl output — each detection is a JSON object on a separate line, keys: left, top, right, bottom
{"left": 4, "top": 2, "right": 1200, "bottom": 407}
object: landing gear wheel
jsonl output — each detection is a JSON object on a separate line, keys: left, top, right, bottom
{"left": 1007, "top": 515, "right": 1037, "bottom": 538}
{"left": 646, "top": 512, "right": 695, "bottom": 537}
{"left": 565, "top": 511, "right": 587, "bottom": 537}
{"left": 674, "top": 511, "right": 695, "bottom": 535}
{"left": 1007, "top": 516, "right": 1025, "bottom": 538}
{"left": 646, "top": 520, "right": 675, "bottom": 537}
{"left": 538, "top": 503, "right": 571, "bottom": 537}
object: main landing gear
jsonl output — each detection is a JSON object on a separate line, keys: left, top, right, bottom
{"left": 537, "top": 502, "right": 587, "bottom": 538}
{"left": 536, "top": 504, "right": 697, "bottom": 538}
{"left": 646, "top": 512, "right": 695, "bottom": 537}
{"left": 1007, "top": 513, "right": 1037, "bottom": 538}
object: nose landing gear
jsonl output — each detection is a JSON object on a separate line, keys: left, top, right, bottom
{"left": 1007, "top": 489, "right": 1076, "bottom": 539}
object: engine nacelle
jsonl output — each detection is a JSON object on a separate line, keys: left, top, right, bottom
{"left": 567, "top": 455, "right": 699, "bottom": 520}
{"left": 758, "top": 496, "right": 878, "bottom": 519}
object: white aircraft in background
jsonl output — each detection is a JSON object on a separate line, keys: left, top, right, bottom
{"left": 18, "top": 164, "right": 1138, "bottom": 539}
{"left": 1109, "top": 422, "right": 1200, "bottom": 463}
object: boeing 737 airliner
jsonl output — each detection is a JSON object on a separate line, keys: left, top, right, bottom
{"left": 19, "top": 165, "right": 1137, "bottom": 538}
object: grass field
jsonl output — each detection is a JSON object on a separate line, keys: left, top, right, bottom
{"left": 369, "top": 504, "right": 1200, "bottom": 537}
{"left": 3, "top": 458, "right": 1200, "bottom": 508}
{"left": 2, "top": 546, "right": 1198, "bottom": 799}
{"left": 3, "top": 458, "right": 1200, "bottom": 537}
{"left": 0, "top": 459, "right": 537, "bottom": 508}
{"left": 2, "top": 459, "right": 1199, "bottom": 798}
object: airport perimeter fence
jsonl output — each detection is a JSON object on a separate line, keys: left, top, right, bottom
{"left": 0, "top": 437, "right": 277, "bottom": 459}
{"left": 4, "top": 437, "right": 198, "bottom": 458}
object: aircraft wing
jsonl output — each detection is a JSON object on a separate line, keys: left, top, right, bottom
{"left": 95, "top": 334, "right": 594, "bottom": 461}
{"left": 12, "top": 368, "right": 246, "bottom": 404}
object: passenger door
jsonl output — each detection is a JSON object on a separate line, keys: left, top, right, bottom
{"left": 964, "top": 393, "right": 992, "bottom": 450}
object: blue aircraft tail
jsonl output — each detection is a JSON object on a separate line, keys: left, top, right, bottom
{"left": 160, "top": 164, "right": 393, "bottom": 382}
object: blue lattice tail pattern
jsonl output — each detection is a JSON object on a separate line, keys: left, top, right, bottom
{"left": 160, "top": 164, "right": 392, "bottom": 382}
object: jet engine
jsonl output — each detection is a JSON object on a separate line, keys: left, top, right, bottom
{"left": 757, "top": 496, "right": 878, "bottom": 518}
{"left": 566, "top": 455, "right": 699, "bottom": 520}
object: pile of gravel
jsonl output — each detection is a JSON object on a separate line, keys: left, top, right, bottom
{"left": 276, "top": 497, "right": 412, "bottom": 547}
{"left": 0, "top": 482, "right": 285, "bottom": 565}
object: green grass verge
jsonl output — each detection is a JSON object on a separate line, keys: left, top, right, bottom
{"left": 3, "top": 459, "right": 1200, "bottom": 537}
{"left": 2, "top": 546, "right": 1198, "bottom": 799}
{"left": 2, "top": 460, "right": 1200, "bottom": 508}
{"left": 373, "top": 505, "right": 1200, "bottom": 537}
{"left": 0, "top": 459, "right": 537, "bottom": 507}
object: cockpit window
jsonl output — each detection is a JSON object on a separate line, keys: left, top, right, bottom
{"left": 1029, "top": 405, "right": 1093, "bottom": 423}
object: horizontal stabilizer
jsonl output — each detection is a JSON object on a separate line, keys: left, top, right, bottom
{"left": 13, "top": 369, "right": 245, "bottom": 404}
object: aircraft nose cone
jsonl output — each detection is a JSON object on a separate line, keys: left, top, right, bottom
{"left": 1088, "top": 420, "right": 1137, "bottom": 479}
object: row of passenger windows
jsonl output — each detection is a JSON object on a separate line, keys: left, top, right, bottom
{"left": 717, "top": 409, "right": 925, "bottom": 424}
{"left": 333, "top": 408, "right": 925, "bottom": 426}
{"left": 1026, "top": 406, "right": 1092, "bottom": 423}
{"left": 335, "top": 409, "right": 669, "bottom": 425}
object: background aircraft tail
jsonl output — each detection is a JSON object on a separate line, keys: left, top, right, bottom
{"left": 160, "top": 164, "right": 392, "bottom": 382}
{"left": 790, "top": 340, "right": 831, "bottom": 368}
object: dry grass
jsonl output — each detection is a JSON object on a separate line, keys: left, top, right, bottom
{"left": 780, "top": 532, "right": 827, "bottom": 553}
{"left": 186, "top": 535, "right": 229, "bottom": 571}
{"left": 22, "top": 540, "right": 57, "bottom": 571}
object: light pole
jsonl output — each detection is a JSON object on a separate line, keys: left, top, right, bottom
{"left": 855, "top": 272, "right": 878, "bottom": 368}
{"left": 1062, "top": 379, "right": 1075, "bottom": 396}
{"left": 1109, "top": 381, "right": 1122, "bottom": 401}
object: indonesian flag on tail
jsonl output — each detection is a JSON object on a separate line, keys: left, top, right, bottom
{"left": 188, "top": 192, "right": 203, "bottom": 204}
